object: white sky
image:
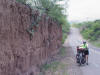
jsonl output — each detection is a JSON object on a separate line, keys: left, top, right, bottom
{"left": 68, "top": 0, "right": 100, "bottom": 22}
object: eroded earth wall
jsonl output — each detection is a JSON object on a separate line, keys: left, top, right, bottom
{"left": 0, "top": 0, "right": 62, "bottom": 75}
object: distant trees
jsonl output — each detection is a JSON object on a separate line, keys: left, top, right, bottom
{"left": 77, "top": 20, "right": 100, "bottom": 41}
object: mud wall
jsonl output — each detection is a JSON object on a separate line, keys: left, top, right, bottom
{"left": 0, "top": 0, "right": 62, "bottom": 75}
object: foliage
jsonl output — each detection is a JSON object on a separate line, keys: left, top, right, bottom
{"left": 77, "top": 20, "right": 100, "bottom": 41}
{"left": 62, "top": 33, "right": 67, "bottom": 44}
{"left": 90, "top": 39, "right": 100, "bottom": 47}
{"left": 59, "top": 46, "right": 66, "bottom": 56}
{"left": 28, "top": 0, "right": 70, "bottom": 43}
{"left": 27, "top": 0, "right": 69, "bottom": 26}
{"left": 16, "top": 0, "right": 70, "bottom": 43}
{"left": 40, "top": 61, "right": 60, "bottom": 72}
{"left": 62, "top": 20, "right": 70, "bottom": 44}
{"left": 16, "top": 0, "right": 27, "bottom": 3}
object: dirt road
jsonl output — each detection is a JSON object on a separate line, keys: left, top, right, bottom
{"left": 44, "top": 37, "right": 83, "bottom": 75}
{"left": 68, "top": 27, "right": 100, "bottom": 75}
{"left": 44, "top": 27, "right": 100, "bottom": 75}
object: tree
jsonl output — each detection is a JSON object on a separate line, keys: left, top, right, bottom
{"left": 78, "top": 20, "right": 100, "bottom": 41}
{"left": 17, "top": 0, "right": 70, "bottom": 42}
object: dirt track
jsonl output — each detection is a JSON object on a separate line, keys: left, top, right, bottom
{"left": 68, "top": 27, "right": 100, "bottom": 75}
{"left": 44, "top": 39, "right": 83, "bottom": 75}
{"left": 63, "top": 40, "right": 83, "bottom": 75}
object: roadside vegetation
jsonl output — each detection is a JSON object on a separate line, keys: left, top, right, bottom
{"left": 75, "top": 20, "right": 100, "bottom": 47}
{"left": 40, "top": 61, "right": 68, "bottom": 75}
{"left": 40, "top": 47, "right": 68, "bottom": 75}
{"left": 16, "top": 0, "right": 26, "bottom": 3}
{"left": 62, "top": 19, "right": 70, "bottom": 44}
{"left": 16, "top": 0, "right": 70, "bottom": 44}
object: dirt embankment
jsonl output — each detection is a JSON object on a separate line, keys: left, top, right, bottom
{"left": 0, "top": 0, "right": 62, "bottom": 75}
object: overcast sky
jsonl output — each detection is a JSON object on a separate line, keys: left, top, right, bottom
{"left": 68, "top": 0, "right": 100, "bottom": 22}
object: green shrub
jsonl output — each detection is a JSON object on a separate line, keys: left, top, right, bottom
{"left": 41, "top": 61, "right": 59, "bottom": 71}
{"left": 79, "top": 20, "right": 100, "bottom": 41}
{"left": 62, "top": 33, "right": 67, "bottom": 44}
{"left": 16, "top": 0, "right": 27, "bottom": 3}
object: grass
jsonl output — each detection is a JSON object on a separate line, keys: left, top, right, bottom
{"left": 62, "top": 33, "right": 67, "bottom": 44}
{"left": 40, "top": 61, "right": 68, "bottom": 75}
{"left": 41, "top": 61, "right": 60, "bottom": 72}
{"left": 40, "top": 46, "right": 68, "bottom": 75}
{"left": 80, "top": 30, "right": 100, "bottom": 48}
{"left": 90, "top": 39, "right": 100, "bottom": 48}
{"left": 59, "top": 46, "right": 66, "bottom": 57}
